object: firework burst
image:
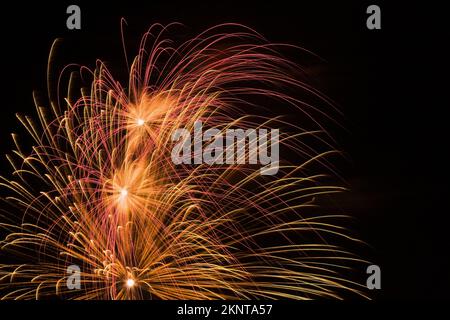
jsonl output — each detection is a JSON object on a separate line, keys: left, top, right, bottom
{"left": 0, "top": 23, "right": 367, "bottom": 300}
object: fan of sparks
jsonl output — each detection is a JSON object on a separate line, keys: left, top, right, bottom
{"left": 0, "top": 23, "right": 367, "bottom": 300}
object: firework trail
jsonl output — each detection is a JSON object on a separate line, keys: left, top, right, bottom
{"left": 0, "top": 23, "right": 367, "bottom": 300}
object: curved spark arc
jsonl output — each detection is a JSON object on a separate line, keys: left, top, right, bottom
{"left": 0, "top": 23, "right": 368, "bottom": 300}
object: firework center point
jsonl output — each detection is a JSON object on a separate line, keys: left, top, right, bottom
{"left": 126, "top": 278, "right": 135, "bottom": 288}
{"left": 120, "top": 188, "right": 128, "bottom": 198}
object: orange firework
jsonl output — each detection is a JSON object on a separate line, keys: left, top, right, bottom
{"left": 0, "top": 23, "right": 368, "bottom": 300}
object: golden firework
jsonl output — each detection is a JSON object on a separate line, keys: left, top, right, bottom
{"left": 0, "top": 23, "right": 368, "bottom": 300}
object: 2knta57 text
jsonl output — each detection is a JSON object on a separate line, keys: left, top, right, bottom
{"left": 177, "top": 304, "right": 273, "bottom": 318}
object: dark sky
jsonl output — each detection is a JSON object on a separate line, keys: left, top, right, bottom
{"left": 0, "top": 0, "right": 448, "bottom": 300}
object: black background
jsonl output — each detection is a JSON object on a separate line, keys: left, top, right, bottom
{"left": 0, "top": 0, "right": 448, "bottom": 302}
